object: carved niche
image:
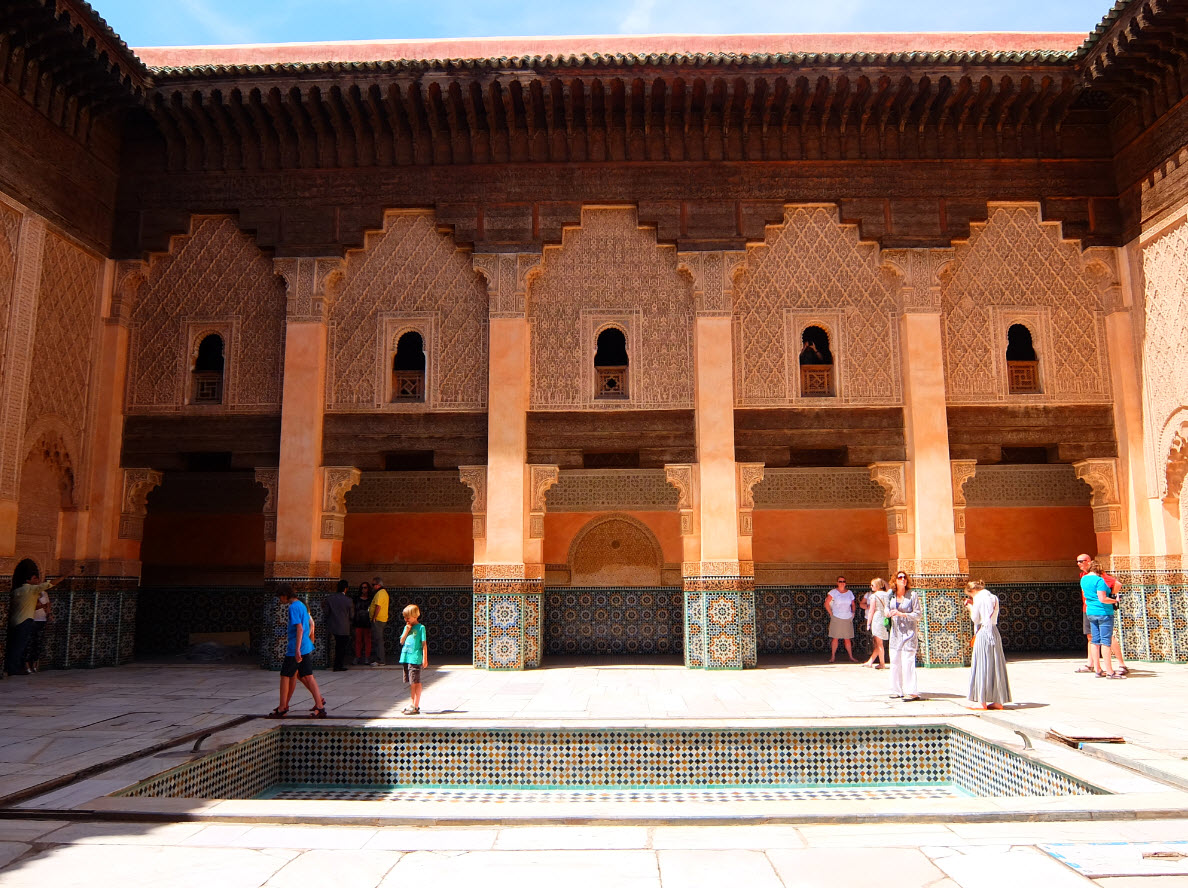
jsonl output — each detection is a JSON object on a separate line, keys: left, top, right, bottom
{"left": 950, "top": 460, "right": 977, "bottom": 533}
{"left": 941, "top": 204, "right": 1112, "bottom": 405}
{"left": 528, "top": 207, "right": 694, "bottom": 410}
{"left": 567, "top": 513, "right": 664, "bottom": 587}
{"left": 25, "top": 231, "right": 101, "bottom": 488}
{"left": 458, "top": 466, "right": 487, "bottom": 539}
{"left": 665, "top": 463, "right": 697, "bottom": 536}
{"left": 126, "top": 216, "right": 286, "bottom": 414}
{"left": 736, "top": 463, "right": 765, "bottom": 536}
{"left": 254, "top": 468, "right": 279, "bottom": 541}
{"left": 328, "top": 210, "right": 487, "bottom": 411}
{"left": 733, "top": 205, "right": 901, "bottom": 407}
{"left": 528, "top": 464, "right": 560, "bottom": 539}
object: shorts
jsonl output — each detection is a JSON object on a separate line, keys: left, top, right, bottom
{"left": 280, "top": 655, "right": 313, "bottom": 678}
{"left": 403, "top": 663, "right": 422, "bottom": 684}
{"left": 828, "top": 616, "right": 854, "bottom": 640}
{"left": 1087, "top": 613, "right": 1114, "bottom": 646}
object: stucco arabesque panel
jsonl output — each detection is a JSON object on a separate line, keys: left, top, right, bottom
{"left": 126, "top": 216, "right": 286, "bottom": 414}
{"left": 528, "top": 207, "right": 694, "bottom": 411}
{"left": 1140, "top": 217, "right": 1188, "bottom": 498}
{"left": 941, "top": 204, "right": 1112, "bottom": 406}
{"left": 329, "top": 210, "right": 488, "bottom": 411}
{"left": 24, "top": 231, "right": 102, "bottom": 504}
{"left": 733, "top": 205, "right": 901, "bottom": 407}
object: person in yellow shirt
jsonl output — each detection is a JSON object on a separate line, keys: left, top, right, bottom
{"left": 7, "top": 559, "right": 71, "bottom": 677}
{"left": 368, "top": 576, "right": 389, "bottom": 666}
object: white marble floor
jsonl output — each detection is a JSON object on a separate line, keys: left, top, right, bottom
{"left": 0, "top": 655, "right": 1186, "bottom": 886}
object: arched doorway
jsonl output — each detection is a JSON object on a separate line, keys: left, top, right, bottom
{"left": 545, "top": 514, "right": 682, "bottom": 657}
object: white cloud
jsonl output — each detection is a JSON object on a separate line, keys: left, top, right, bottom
{"left": 179, "top": 0, "right": 258, "bottom": 43}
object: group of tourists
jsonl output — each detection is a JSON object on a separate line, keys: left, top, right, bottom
{"left": 824, "top": 572, "right": 1011, "bottom": 709}
{"left": 266, "top": 578, "right": 429, "bottom": 719}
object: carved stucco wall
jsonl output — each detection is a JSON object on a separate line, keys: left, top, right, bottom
{"left": 0, "top": 201, "right": 19, "bottom": 350}
{"left": 529, "top": 206, "right": 694, "bottom": 410}
{"left": 127, "top": 216, "right": 286, "bottom": 413}
{"left": 733, "top": 205, "right": 901, "bottom": 406}
{"left": 942, "top": 205, "right": 1111, "bottom": 405}
{"left": 1141, "top": 219, "right": 1188, "bottom": 496}
{"left": 25, "top": 231, "right": 101, "bottom": 488}
{"left": 568, "top": 514, "right": 664, "bottom": 586}
{"left": 328, "top": 210, "right": 488, "bottom": 411}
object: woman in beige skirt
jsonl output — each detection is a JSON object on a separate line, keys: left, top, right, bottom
{"left": 824, "top": 576, "right": 857, "bottom": 662}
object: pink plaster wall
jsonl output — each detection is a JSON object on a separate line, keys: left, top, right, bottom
{"left": 341, "top": 513, "right": 474, "bottom": 564}
{"left": 752, "top": 510, "right": 891, "bottom": 563}
{"left": 965, "top": 506, "right": 1097, "bottom": 562}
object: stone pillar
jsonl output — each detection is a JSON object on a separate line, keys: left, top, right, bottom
{"left": 265, "top": 258, "right": 345, "bottom": 669}
{"left": 471, "top": 253, "right": 543, "bottom": 669}
{"left": 678, "top": 251, "right": 756, "bottom": 669}
{"left": 889, "top": 249, "right": 969, "bottom": 667}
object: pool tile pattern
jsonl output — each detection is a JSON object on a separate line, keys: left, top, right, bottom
{"left": 117, "top": 725, "right": 1100, "bottom": 800}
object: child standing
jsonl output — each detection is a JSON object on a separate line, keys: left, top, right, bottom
{"left": 399, "top": 604, "right": 428, "bottom": 715}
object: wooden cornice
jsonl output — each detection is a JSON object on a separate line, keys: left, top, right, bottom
{"left": 142, "top": 67, "right": 1097, "bottom": 172}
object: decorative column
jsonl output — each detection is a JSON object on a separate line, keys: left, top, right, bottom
{"left": 266, "top": 257, "right": 345, "bottom": 669}
{"left": 471, "top": 252, "right": 543, "bottom": 669}
{"left": 678, "top": 250, "right": 756, "bottom": 669}
{"left": 885, "top": 248, "right": 969, "bottom": 667}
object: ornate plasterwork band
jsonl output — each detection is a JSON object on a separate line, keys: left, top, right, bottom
{"left": 528, "top": 464, "right": 560, "bottom": 539}
{"left": 458, "top": 465, "right": 487, "bottom": 539}
{"left": 254, "top": 468, "right": 279, "bottom": 541}
{"left": 951, "top": 459, "right": 978, "bottom": 534}
{"left": 682, "top": 560, "right": 756, "bottom": 578}
{"left": 118, "top": 468, "right": 164, "bottom": 540}
{"left": 1072, "top": 457, "right": 1123, "bottom": 533}
{"left": 665, "top": 463, "right": 698, "bottom": 537}
{"left": 320, "top": 466, "right": 361, "bottom": 540}
{"left": 869, "top": 461, "right": 909, "bottom": 535}
{"left": 473, "top": 563, "right": 545, "bottom": 580}
{"left": 677, "top": 250, "right": 746, "bottom": 317}
{"left": 736, "top": 462, "right": 765, "bottom": 536}
{"left": 882, "top": 248, "right": 954, "bottom": 314}
{"left": 0, "top": 213, "right": 46, "bottom": 502}
{"left": 472, "top": 252, "right": 542, "bottom": 318}
{"left": 274, "top": 257, "right": 346, "bottom": 322}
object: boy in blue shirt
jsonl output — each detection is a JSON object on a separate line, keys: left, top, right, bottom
{"left": 269, "top": 584, "right": 327, "bottom": 718}
{"left": 399, "top": 603, "right": 428, "bottom": 715}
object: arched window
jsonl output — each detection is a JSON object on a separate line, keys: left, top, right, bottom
{"left": 392, "top": 331, "right": 426, "bottom": 402}
{"left": 594, "top": 327, "right": 629, "bottom": 399}
{"left": 192, "top": 334, "right": 224, "bottom": 404}
{"left": 798, "top": 326, "right": 835, "bottom": 397}
{"left": 1006, "top": 324, "right": 1040, "bottom": 394}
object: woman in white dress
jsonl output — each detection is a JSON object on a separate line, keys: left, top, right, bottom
{"left": 966, "top": 580, "right": 1011, "bottom": 710}
{"left": 861, "top": 578, "right": 889, "bottom": 669}
{"left": 887, "top": 571, "right": 923, "bottom": 701}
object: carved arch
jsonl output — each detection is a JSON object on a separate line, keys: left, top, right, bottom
{"left": 21, "top": 418, "right": 79, "bottom": 509}
{"left": 567, "top": 512, "right": 664, "bottom": 587}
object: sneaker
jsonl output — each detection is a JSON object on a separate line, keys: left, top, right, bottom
{"left": 370, "top": 661, "right": 381, "bottom": 667}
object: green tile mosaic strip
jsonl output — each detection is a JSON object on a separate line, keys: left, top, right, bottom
{"left": 116, "top": 724, "right": 1102, "bottom": 800}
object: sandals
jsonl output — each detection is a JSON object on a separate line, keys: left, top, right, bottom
{"left": 903, "top": 695, "right": 923, "bottom": 702}
{"left": 402, "top": 707, "right": 420, "bottom": 715}
{"left": 266, "top": 706, "right": 288, "bottom": 719}
{"left": 308, "top": 699, "right": 328, "bottom": 718}
{"left": 1106, "top": 672, "right": 1126, "bottom": 680}
{"left": 1075, "top": 665, "right": 1095, "bottom": 673}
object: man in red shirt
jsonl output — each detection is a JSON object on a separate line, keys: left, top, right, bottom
{"left": 1075, "top": 554, "right": 1129, "bottom": 674}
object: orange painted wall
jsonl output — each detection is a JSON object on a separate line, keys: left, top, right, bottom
{"left": 542, "top": 512, "right": 683, "bottom": 564}
{"left": 342, "top": 513, "right": 474, "bottom": 564}
{"left": 141, "top": 513, "right": 265, "bottom": 567}
{"left": 752, "top": 510, "right": 890, "bottom": 563}
{"left": 965, "top": 506, "right": 1096, "bottom": 562}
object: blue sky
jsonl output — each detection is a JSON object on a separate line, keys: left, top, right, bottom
{"left": 95, "top": 0, "right": 1117, "bottom": 47}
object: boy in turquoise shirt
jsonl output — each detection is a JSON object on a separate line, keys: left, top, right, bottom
{"left": 399, "top": 603, "right": 428, "bottom": 715}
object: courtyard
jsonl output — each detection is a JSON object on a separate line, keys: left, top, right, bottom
{"left": 0, "top": 656, "right": 1186, "bottom": 886}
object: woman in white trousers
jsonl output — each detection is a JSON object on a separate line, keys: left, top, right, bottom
{"left": 888, "top": 571, "right": 923, "bottom": 702}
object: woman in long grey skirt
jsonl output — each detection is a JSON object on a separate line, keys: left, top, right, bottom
{"left": 966, "top": 580, "right": 1011, "bottom": 710}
